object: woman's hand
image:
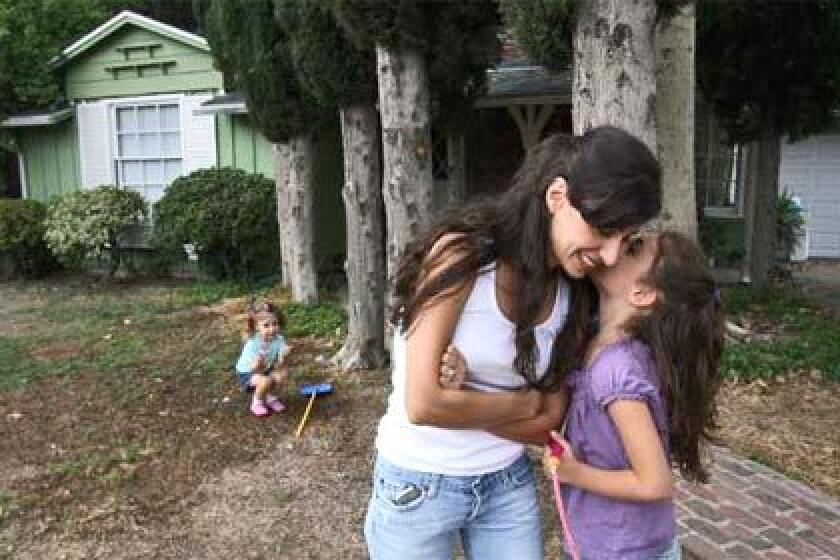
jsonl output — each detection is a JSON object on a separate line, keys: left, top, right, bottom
{"left": 439, "top": 344, "right": 467, "bottom": 389}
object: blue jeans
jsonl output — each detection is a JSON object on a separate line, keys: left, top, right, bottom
{"left": 364, "top": 453, "right": 542, "bottom": 560}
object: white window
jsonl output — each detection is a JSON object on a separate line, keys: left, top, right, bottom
{"left": 702, "top": 143, "right": 745, "bottom": 218}
{"left": 113, "top": 102, "right": 182, "bottom": 204}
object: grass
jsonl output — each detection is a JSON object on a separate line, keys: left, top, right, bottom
{"left": 0, "top": 490, "right": 18, "bottom": 521}
{"left": 722, "top": 285, "right": 840, "bottom": 380}
{"left": 0, "top": 278, "right": 347, "bottom": 390}
{"left": 746, "top": 450, "right": 808, "bottom": 482}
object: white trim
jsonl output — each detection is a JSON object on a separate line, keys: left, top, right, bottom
{"left": 0, "top": 107, "right": 74, "bottom": 128}
{"left": 104, "top": 92, "right": 186, "bottom": 106}
{"left": 193, "top": 101, "right": 248, "bottom": 115}
{"left": 51, "top": 10, "right": 208, "bottom": 67}
{"left": 18, "top": 151, "right": 27, "bottom": 200}
{"left": 76, "top": 106, "right": 87, "bottom": 187}
{"left": 76, "top": 100, "right": 113, "bottom": 186}
{"left": 108, "top": 95, "right": 184, "bottom": 202}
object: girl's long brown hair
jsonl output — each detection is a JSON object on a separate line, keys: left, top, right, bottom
{"left": 624, "top": 232, "right": 725, "bottom": 482}
{"left": 392, "top": 127, "right": 661, "bottom": 389}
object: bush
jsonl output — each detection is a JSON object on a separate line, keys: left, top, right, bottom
{"left": 0, "top": 199, "right": 57, "bottom": 277}
{"left": 152, "top": 168, "right": 279, "bottom": 280}
{"left": 44, "top": 186, "right": 147, "bottom": 275}
{"left": 776, "top": 191, "right": 805, "bottom": 260}
{"left": 699, "top": 218, "right": 745, "bottom": 268}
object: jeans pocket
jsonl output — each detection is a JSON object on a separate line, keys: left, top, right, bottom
{"left": 375, "top": 476, "right": 429, "bottom": 513}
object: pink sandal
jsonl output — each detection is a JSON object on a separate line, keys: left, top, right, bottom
{"left": 251, "top": 400, "right": 271, "bottom": 417}
{"left": 265, "top": 396, "right": 286, "bottom": 413}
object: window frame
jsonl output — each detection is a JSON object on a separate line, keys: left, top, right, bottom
{"left": 110, "top": 96, "right": 184, "bottom": 205}
{"left": 703, "top": 143, "right": 746, "bottom": 219}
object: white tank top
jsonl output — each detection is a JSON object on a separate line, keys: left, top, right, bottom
{"left": 375, "top": 263, "right": 570, "bottom": 475}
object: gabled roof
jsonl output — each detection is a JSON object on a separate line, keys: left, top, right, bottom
{"left": 50, "top": 10, "right": 209, "bottom": 68}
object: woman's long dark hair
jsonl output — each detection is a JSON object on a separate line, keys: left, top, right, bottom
{"left": 391, "top": 126, "right": 662, "bottom": 390}
{"left": 624, "top": 232, "right": 725, "bottom": 482}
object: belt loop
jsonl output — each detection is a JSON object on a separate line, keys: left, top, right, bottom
{"left": 426, "top": 473, "right": 441, "bottom": 499}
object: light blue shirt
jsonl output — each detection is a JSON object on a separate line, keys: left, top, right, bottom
{"left": 235, "top": 335, "right": 286, "bottom": 374}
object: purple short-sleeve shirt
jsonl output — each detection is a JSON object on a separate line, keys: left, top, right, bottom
{"left": 561, "top": 339, "right": 675, "bottom": 559}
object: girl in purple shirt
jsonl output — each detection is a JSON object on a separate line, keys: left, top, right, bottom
{"left": 441, "top": 230, "right": 723, "bottom": 558}
{"left": 543, "top": 230, "right": 724, "bottom": 559}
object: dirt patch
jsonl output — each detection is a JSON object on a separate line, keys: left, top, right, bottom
{"left": 29, "top": 343, "right": 82, "bottom": 361}
{"left": 717, "top": 375, "right": 840, "bottom": 496}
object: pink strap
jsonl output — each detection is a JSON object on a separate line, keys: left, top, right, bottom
{"left": 552, "top": 472, "right": 581, "bottom": 560}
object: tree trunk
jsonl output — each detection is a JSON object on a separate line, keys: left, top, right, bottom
{"left": 655, "top": 1, "right": 697, "bottom": 240}
{"left": 743, "top": 128, "right": 781, "bottom": 287}
{"left": 376, "top": 45, "right": 435, "bottom": 341}
{"left": 573, "top": 0, "right": 658, "bottom": 154}
{"left": 273, "top": 143, "right": 291, "bottom": 287}
{"left": 334, "top": 104, "right": 387, "bottom": 371}
{"left": 445, "top": 133, "right": 467, "bottom": 207}
{"left": 277, "top": 135, "right": 318, "bottom": 303}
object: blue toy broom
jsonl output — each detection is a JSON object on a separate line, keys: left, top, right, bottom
{"left": 295, "top": 382, "right": 334, "bottom": 437}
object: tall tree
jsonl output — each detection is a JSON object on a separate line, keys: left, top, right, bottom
{"left": 698, "top": 1, "right": 840, "bottom": 286}
{"left": 202, "top": 0, "right": 325, "bottom": 302}
{"left": 281, "top": 0, "right": 386, "bottom": 370}
{"left": 502, "top": 0, "right": 695, "bottom": 236}
{"left": 332, "top": 1, "right": 500, "bottom": 320}
{"left": 573, "top": 0, "right": 657, "bottom": 152}
{"left": 655, "top": 1, "right": 696, "bottom": 239}
{"left": 0, "top": 0, "right": 107, "bottom": 122}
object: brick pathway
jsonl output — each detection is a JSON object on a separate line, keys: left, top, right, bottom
{"left": 677, "top": 446, "right": 840, "bottom": 559}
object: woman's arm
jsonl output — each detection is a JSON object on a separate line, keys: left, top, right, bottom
{"left": 486, "top": 390, "right": 568, "bottom": 445}
{"left": 404, "top": 237, "right": 541, "bottom": 429}
{"left": 546, "top": 400, "right": 673, "bottom": 501}
{"left": 404, "top": 287, "right": 541, "bottom": 428}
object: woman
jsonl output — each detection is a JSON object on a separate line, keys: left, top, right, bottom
{"left": 364, "top": 126, "right": 662, "bottom": 560}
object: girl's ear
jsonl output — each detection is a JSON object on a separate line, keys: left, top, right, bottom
{"left": 628, "top": 283, "right": 658, "bottom": 308}
{"left": 545, "top": 177, "right": 569, "bottom": 215}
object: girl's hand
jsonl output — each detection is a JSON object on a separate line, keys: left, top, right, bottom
{"left": 439, "top": 344, "right": 467, "bottom": 389}
{"left": 252, "top": 352, "right": 267, "bottom": 372}
{"left": 543, "top": 432, "right": 580, "bottom": 484}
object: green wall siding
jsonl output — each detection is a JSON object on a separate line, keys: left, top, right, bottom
{"left": 65, "top": 26, "right": 222, "bottom": 101}
{"left": 313, "top": 123, "right": 345, "bottom": 259}
{"left": 215, "top": 114, "right": 346, "bottom": 259}
{"left": 16, "top": 121, "right": 81, "bottom": 203}
{"left": 216, "top": 114, "right": 274, "bottom": 178}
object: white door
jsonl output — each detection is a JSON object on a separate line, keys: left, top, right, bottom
{"left": 779, "top": 134, "right": 840, "bottom": 258}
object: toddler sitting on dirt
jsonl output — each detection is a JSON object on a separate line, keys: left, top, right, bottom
{"left": 234, "top": 300, "right": 290, "bottom": 417}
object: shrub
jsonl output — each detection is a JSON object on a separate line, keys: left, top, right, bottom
{"left": 44, "top": 186, "right": 147, "bottom": 275}
{"left": 0, "top": 198, "right": 57, "bottom": 277}
{"left": 152, "top": 168, "right": 279, "bottom": 280}
{"left": 776, "top": 191, "right": 805, "bottom": 260}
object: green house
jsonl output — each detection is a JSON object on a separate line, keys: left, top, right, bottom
{"left": 0, "top": 10, "right": 345, "bottom": 257}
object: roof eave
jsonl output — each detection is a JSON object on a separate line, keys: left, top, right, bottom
{"left": 193, "top": 102, "right": 248, "bottom": 116}
{"left": 0, "top": 107, "right": 75, "bottom": 128}
{"left": 50, "top": 10, "right": 209, "bottom": 69}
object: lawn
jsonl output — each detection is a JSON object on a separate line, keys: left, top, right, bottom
{"left": 722, "top": 285, "right": 840, "bottom": 381}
